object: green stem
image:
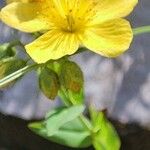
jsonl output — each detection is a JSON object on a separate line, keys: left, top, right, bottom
{"left": 59, "top": 88, "right": 92, "bottom": 131}
{"left": 133, "top": 26, "right": 150, "bottom": 35}
{"left": 58, "top": 88, "right": 71, "bottom": 106}
{"left": 0, "top": 63, "right": 38, "bottom": 87}
{"left": 9, "top": 40, "right": 24, "bottom": 48}
{"left": 79, "top": 114, "right": 93, "bottom": 131}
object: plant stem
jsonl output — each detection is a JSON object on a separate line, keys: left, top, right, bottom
{"left": 58, "top": 89, "right": 71, "bottom": 106}
{"left": 0, "top": 63, "right": 38, "bottom": 87}
{"left": 79, "top": 114, "right": 93, "bottom": 131}
{"left": 9, "top": 40, "right": 24, "bottom": 48}
{"left": 133, "top": 26, "right": 150, "bottom": 35}
{"left": 59, "top": 88, "right": 92, "bottom": 131}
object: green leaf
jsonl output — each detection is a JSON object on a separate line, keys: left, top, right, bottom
{"left": 39, "top": 67, "right": 60, "bottom": 100}
{"left": 59, "top": 61, "right": 84, "bottom": 93}
{"left": 90, "top": 108, "right": 120, "bottom": 150}
{"left": 59, "top": 61, "right": 84, "bottom": 105}
{"left": 0, "top": 58, "right": 26, "bottom": 88}
{"left": 0, "top": 43, "right": 16, "bottom": 60}
{"left": 29, "top": 118, "right": 92, "bottom": 148}
{"left": 45, "top": 105, "right": 85, "bottom": 136}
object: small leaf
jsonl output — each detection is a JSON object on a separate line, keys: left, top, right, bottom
{"left": 39, "top": 67, "right": 60, "bottom": 100}
{"left": 45, "top": 106, "right": 66, "bottom": 119}
{"left": 0, "top": 43, "right": 16, "bottom": 60}
{"left": 60, "top": 61, "right": 84, "bottom": 92}
{"left": 29, "top": 118, "right": 92, "bottom": 148}
{"left": 45, "top": 105, "right": 85, "bottom": 136}
{"left": 90, "top": 108, "right": 120, "bottom": 150}
{"left": 0, "top": 58, "right": 26, "bottom": 88}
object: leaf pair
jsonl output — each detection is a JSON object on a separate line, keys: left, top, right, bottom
{"left": 39, "top": 59, "right": 84, "bottom": 104}
{"left": 29, "top": 105, "right": 92, "bottom": 148}
{"left": 29, "top": 105, "right": 121, "bottom": 150}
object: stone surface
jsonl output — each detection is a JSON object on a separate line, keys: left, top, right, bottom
{"left": 0, "top": 0, "right": 150, "bottom": 129}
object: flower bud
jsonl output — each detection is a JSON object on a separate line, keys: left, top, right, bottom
{"left": 39, "top": 67, "right": 60, "bottom": 100}
{"left": 60, "top": 61, "right": 83, "bottom": 92}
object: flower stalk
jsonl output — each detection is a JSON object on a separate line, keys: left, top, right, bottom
{"left": 59, "top": 88, "right": 92, "bottom": 131}
{"left": 133, "top": 26, "right": 150, "bottom": 35}
{"left": 0, "top": 63, "right": 39, "bottom": 87}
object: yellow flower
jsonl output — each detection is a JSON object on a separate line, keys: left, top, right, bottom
{"left": 1, "top": 0, "right": 138, "bottom": 63}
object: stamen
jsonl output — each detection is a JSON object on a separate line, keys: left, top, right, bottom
{"left": 66, "top": 9, "right": 75, "bottom": 32}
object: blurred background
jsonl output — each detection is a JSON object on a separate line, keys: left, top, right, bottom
{"left": 0, "top": 0, "right": 150, "bottom": 149}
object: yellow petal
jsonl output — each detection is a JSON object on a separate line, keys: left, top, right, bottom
{"left": 25, "top": 30, "right": 80, "bottom": 63}
{"left": 7, "top": 0, "right": 17, "bottom": 3}
{"left": 7, "top": 0, "right": 29, "bottom": 3}
{"left": 81, "top": 19, "right": 133, "bottom": 57}
{"left": 89, "top": 0, "right": 138, "bottom": 25}
{"left": 0, "top": 2, "right": 51, "bottom": 32}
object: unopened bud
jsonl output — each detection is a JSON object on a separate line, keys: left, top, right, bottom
{"left": 60, "top": 61, "right": 84, "bottom": 92}
{"left": 39, "top": 67, "right": 60, "bottom": 100}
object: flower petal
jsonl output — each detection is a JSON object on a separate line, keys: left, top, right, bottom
{"left": 25, "top": 30, "right": 80, "bottom": 63}
{"left": 6, "top": 0, "right": 29, "bottom": 3}
{"left": 81, "top": 19, "right": 133, "bottom": 57}
{"left": 89, "top": 0, "right": 138, "bottom": 25}
{"left": 0, "top": 2, "right": 51, "bottom": 32}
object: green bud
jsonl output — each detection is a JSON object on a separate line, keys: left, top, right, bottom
{"left": 0, "top": 58, "right": 26, "bottom": 88}
{"left": 39, "top": 67, "right": 60, "bottom": 100}
{"left": 0, "top": 43, "right": 16, "bottom": 60}
{"left": 60, "top": 61, "right": 84, "bottom": 92}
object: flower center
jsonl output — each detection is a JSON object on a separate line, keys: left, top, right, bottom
{"left": 61, "top": 10, "right": 83, "bottom": 33}
{"left": 41, "top": 2, "right": 89, "bottom": 33}
{"left": 66, "top": 14, "right": 75, "bottom": 32}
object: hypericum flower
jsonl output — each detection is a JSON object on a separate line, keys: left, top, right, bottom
{"left": 1, "top": 0, "right": 138, "bottom": 63}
